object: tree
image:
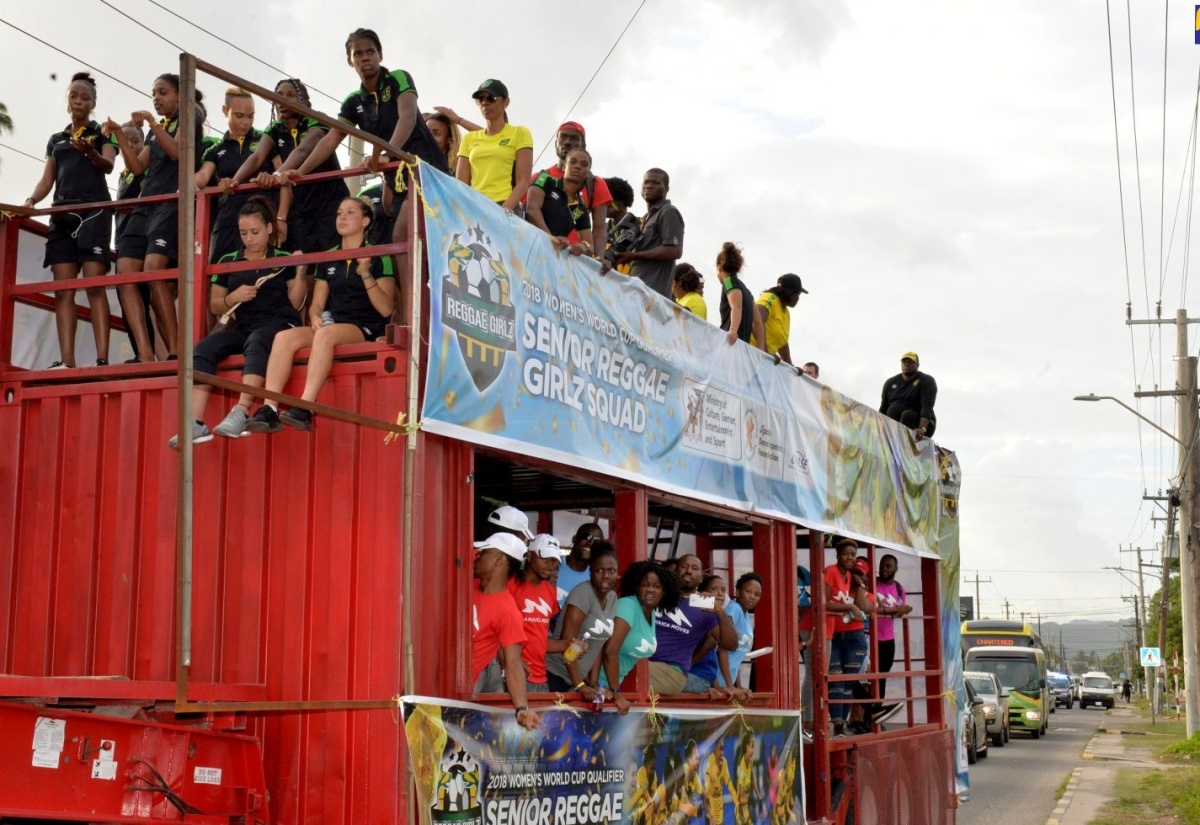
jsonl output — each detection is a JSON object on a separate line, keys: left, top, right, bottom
{"left": 1146, "top": 574, "right": 1183, "bottom": 669}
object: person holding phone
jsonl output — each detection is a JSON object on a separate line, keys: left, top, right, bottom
{"left": 647, "top": 554, "right": 737, "bottom": 695}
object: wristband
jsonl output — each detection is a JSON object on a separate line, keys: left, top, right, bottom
{"left": 575, "top": 681, "right": 587, "bottom": 690}
{"left": 514, "top": 705, "right": 528, "bottom": 716}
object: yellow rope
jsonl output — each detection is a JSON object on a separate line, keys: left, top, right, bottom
{"left": 383, "top": 411, "right": 421, "bottom": 445}
{"left": 730, "top": 700, "right": 754, "bottom": 737}
{"left": 400, "top": 159, "right": 439, "bottom": 219}
{"left": 552, "top": 693, "right": 583, "bottom": 719}
{"left": 644, "top": 689, "right": 664, "bottom": 738}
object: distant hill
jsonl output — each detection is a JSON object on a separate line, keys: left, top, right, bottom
{"left": 1039, "top": 620, "right": 1133, "bottom": 673}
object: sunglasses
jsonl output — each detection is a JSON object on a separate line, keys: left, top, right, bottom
{"left": 475, "top": 94, "right": 497, "bottom": 104}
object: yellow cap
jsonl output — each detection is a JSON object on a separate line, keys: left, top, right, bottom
{"left": 901, "top": 352, "right": 919, "bottom": 363}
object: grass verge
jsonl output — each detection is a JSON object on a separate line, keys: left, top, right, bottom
{"left": 1089, "top": 767, "right": 1200, "bottom": 825}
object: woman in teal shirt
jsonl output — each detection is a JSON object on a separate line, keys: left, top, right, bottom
{"left": 600, "top": 560, "right": 680, "bottom": 714}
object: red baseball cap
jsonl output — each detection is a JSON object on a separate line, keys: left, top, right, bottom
{"left": 852, "top": 558, "right": 871, "bottom": 577}
{"left": 557, "top": 121, "right": 586, "bottom": 138}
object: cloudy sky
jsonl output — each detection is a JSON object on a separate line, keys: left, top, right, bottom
{"left": 1, "top": 1, "right": 1195, "bottom": 624}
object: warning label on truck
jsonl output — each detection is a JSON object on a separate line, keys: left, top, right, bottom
{"left": 194, "top": 766, "right": 222, "bottom": 785}
{"left": 32, "top": 717, "right": 65, "bottom": 769}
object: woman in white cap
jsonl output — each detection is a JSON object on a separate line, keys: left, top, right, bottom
{"left": 472, "top": 531, "right": 539, "bottom": 730}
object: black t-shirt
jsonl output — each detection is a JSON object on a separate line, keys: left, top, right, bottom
{"left": 45, "top": 121, "right": 116, "bottom": 205}
{"left": 265, "top": 117, "right": 348, "bottom": 212}
{"left": 880, "top": 371, "right": 938, "bottom": 423}
{"left": 201, "top": 129, "right": 270, "bottom": 230}
{"left": 211, "top": 246, "right": 301, "bottom": 331}
{"left": 530, "top": 171, "right": 591, "bottom": 238}
{"left": 115, "top": 169, "right": 143, "bottom": 236}
{"left": 141, "top": 109, "right": 206, "bottom": 197}
{"left": 337, "top": 68, "right": 448, "bottom": 172}
{"left": 719, "top": 274, "right": 755, "bottom": 343}
{"left": 357, "top": 184, "right": 391, "bottom": 246}
{"left": 316, "top": 243, "right": 395, "bottom": 328}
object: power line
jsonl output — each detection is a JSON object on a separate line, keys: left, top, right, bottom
{"left": 137, "top": 0, "right": 339, "bottom": 104}
{"left": 0, "top": 141, "right": 45, "bottom": 165}
{"left": 94, "top": 0, "right": 184, "bottom": 51}
{"left": 532, "top": 0, "right": 648, "bottom": 166}
{"left": 0, "top": 17, "right": 146, "bottom": 97}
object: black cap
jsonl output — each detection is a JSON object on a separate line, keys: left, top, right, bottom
{"left": 472, "top": 79, "right": 509, "bottom": 99}
{"left": 778, "top": 273, "right": 808, "bottom": 294}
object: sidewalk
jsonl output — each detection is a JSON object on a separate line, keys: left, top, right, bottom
{"left": 1048, "top": 704, "right": 1177, "bottom": 825}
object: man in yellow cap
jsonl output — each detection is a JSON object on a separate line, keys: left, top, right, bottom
{"left": 880, "top": 352, "right": 937, "bottom": 439}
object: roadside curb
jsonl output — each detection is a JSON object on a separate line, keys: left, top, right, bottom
{"left": 1044, "top": 766, "right": 1083, "bottom": 825}
{"left": 1081, "top": 733, "right": 1099, "bottom": 761}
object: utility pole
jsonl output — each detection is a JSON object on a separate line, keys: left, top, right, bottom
{"left": 1004, "top": 599, "right": 1011, "bottom": 620}
{"left": 1130, "top": 307, "right": 1200, "bottom": 736}
{"left": 1123, "top": 545, "right": 1153, "bottom": 700}
{"left": 964, "top": 571, "right": 991, "bottom": 620}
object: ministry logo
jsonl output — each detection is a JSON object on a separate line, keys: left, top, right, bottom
{"left": 442, "top": 225, "right": 517, "bottom": 392}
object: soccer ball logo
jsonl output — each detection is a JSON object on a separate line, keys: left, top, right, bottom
{"left": 431, "top": 745, "right": 482, "bottom": 823}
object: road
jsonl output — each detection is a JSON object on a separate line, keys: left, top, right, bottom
{"left": 956, "top": 704, "right": 1103, "bottom": 825}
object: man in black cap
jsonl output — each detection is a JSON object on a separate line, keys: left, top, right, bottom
{"left": 752, "top": 273, "right": 808, "bottom": 364}
{"left": 880, "top": 352, "right": 937, "bottom": 439}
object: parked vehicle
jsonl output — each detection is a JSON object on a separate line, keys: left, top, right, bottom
{"left": 964, "top": 645, "right": 1049, "bottom": 738}
{"left": 962, "top": 678, "right": 990, "bottom": 764}
{"left": 1047, "top": 671, "right": 1074, "bottom": 710}
{"left": 1080, "top": 671, "right": 1116, "bottom": 710}
{"left": 966, "top": 670, "right": 1010, "bottom": 747}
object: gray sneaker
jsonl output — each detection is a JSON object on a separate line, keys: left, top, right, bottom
{"left": 168, "top": 420, "right": 214, "bottom": 451}
{"left": 214, "top": 406, "right": 249, "bottom": 438}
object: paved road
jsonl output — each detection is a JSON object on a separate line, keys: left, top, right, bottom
{"left": 956, "top": 704, "right": 1104, "bottom": 825}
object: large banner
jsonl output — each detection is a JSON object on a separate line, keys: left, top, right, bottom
{"left": 419, "top": 164, "right": 942, "bottom": 555}
{"left": 402, "top": 696, "right": 802, "bottom": 825}
{"left": 934, "top": 446, "right": 967, "bottom": 798}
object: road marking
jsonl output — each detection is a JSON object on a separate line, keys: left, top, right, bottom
{"left": 1044, "top": 766, "right": 1083, "bottom": 825}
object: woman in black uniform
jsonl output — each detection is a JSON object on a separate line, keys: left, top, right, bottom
{"left": 107, "top": 73, "right": 206, "bottom": 360}
{"left": 113, "top": 125, "right": 159, "bottom": 361}
{"left": 228, "top": 78, "right": 348, "bottom": 257}
{"left": 244, "top": 196, "right": 395, "bottom": 433}
{"left": 24, "top": 72, "right": 118, "bottom": 368}
{"left": 168, "top": 195, "right": 306, "bottom": 448}
{"left": 195, "top": 87, "right": 274, "bottom": 263}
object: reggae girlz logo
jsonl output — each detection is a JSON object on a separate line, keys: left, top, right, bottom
{"left": 441, "top": 225, "right": 518, "bottom": 392}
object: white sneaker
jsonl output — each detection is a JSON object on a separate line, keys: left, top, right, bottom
{"left": 168, "top": 420, "right": 214, "bottom": 451}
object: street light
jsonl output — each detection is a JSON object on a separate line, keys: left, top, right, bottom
{"left": 1073, "top": 394, "right": 1181, "bottom": 444}
{"left": 1075, "top": 390, "right": 1198, "bottom": 736}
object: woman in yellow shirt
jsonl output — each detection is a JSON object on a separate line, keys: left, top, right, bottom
{"left": 751, "top": 272, "right": 807, "bottom": 364}
{"left": 672, "top": 263, "right": 707, "bottom": 320}
{"left": 449, "top": 79, "right": 533, "bottom": 213}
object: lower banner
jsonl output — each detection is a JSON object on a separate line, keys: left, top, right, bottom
{"left": 401, "top": 696, "right": 803, "bottom": 825}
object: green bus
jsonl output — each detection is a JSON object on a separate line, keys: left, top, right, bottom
{"left": 964, "top": 646, "right": 1049, "bottom": 739}
{"left": 960, "top": 619, "right": 1042, "bottom": 657}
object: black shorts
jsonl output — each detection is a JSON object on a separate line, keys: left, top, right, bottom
{"left": 43, "top": 209, "right": 113, "bottom": 268}
{"left": 117, "top": 207, "right": 148, "bottom": 260}
{"left": 145, "top": 201, "right": 179, "bottom": 262}
{"left": 332, "top": 314, "right": 387, "bottom": 341}
{"left": 285, "top": 204, "right": 341, "bottom": 254}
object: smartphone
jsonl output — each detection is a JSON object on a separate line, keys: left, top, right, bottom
{"left": 689, "top": 593, "right": 715, "bottom": 609}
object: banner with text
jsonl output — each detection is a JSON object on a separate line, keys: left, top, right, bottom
{"left": 419, "top": 165, "right": 942, "bottom": 554}
{"left": 402, "top": 696, "right": 802, "bottom": 825}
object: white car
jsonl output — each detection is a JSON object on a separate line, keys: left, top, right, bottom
{"left": 1079, "top": 671, "right": 1116, "bottom": 710}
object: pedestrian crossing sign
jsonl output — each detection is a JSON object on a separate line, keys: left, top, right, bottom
{"left": 1140, "top": 647, "right": 1162, "bottom": 667}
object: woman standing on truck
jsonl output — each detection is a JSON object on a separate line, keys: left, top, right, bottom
{"left": 24, "top": 72, "right": 118, "bottom": 368}
{"left": 107, "top": 73, "right": 207, "bottom": 360}
{"left": 452, "top": 79, "right": 533, "bottom": 213}
{"left": 245, "top": 195, "right": 395, "bottom": 433}
{"left": 545, "top": 543, "right": 618, "bottom": 697}
{"left": 825, "top": 538, "right": 870, "bottom": 736}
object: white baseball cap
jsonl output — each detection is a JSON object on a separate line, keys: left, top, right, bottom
{"left": 473, "top": 532, "right": 528, "bottom": 561}
{"left": 528, "top": 534, "right": 567, "bottom": 559}
{"left": 487, "top": 505, "right": 534, "bottom": 540}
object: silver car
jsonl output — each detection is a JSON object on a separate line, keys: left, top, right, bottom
{"left": 965, "top": 670, "right": 1010, "bottom": 748}
{"left": 962, "top": 678, "right": 990, "bottom": 764}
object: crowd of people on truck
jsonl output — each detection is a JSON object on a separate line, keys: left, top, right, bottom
{"left": 19, "top": 26, "right": 938, "bottom": 446}
{"left": 473, "top": 504, "right": 914, "bottom": 742}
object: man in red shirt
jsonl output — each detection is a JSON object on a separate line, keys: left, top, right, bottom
{"left": 530, "top": 122, "right": 612, "bottom": 262}
{"left": 473, "top": 532, "right": 539, "bottom": 729}
{"left": 507, "top": 533, "right": 569, "bottom": 692}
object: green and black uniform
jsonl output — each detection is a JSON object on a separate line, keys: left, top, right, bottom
{"left": 718, "top": 273, "right": 755, "bottom": 344}
{"left": 337, "top": 67, "right": 448, "bottom": 208}
{"left": 200, "top": 128, "right": 270, "bottom": 262}
{"left": 42, "top": 120, "right": 118, "bottom": 268}
{"left": 530, "top": 171, "right": 590, "bottom": 240}
{"left": 136, "top": 109, "right": 205, "bottom": 262}
{"left": 316, "top": 243, "right": 394, "bottom": 340}
{"left": 195, "top": 246, "right": 300, "bottom": 377}
{"left": 265, "top": 116, "right": 348, "bottom": 253}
